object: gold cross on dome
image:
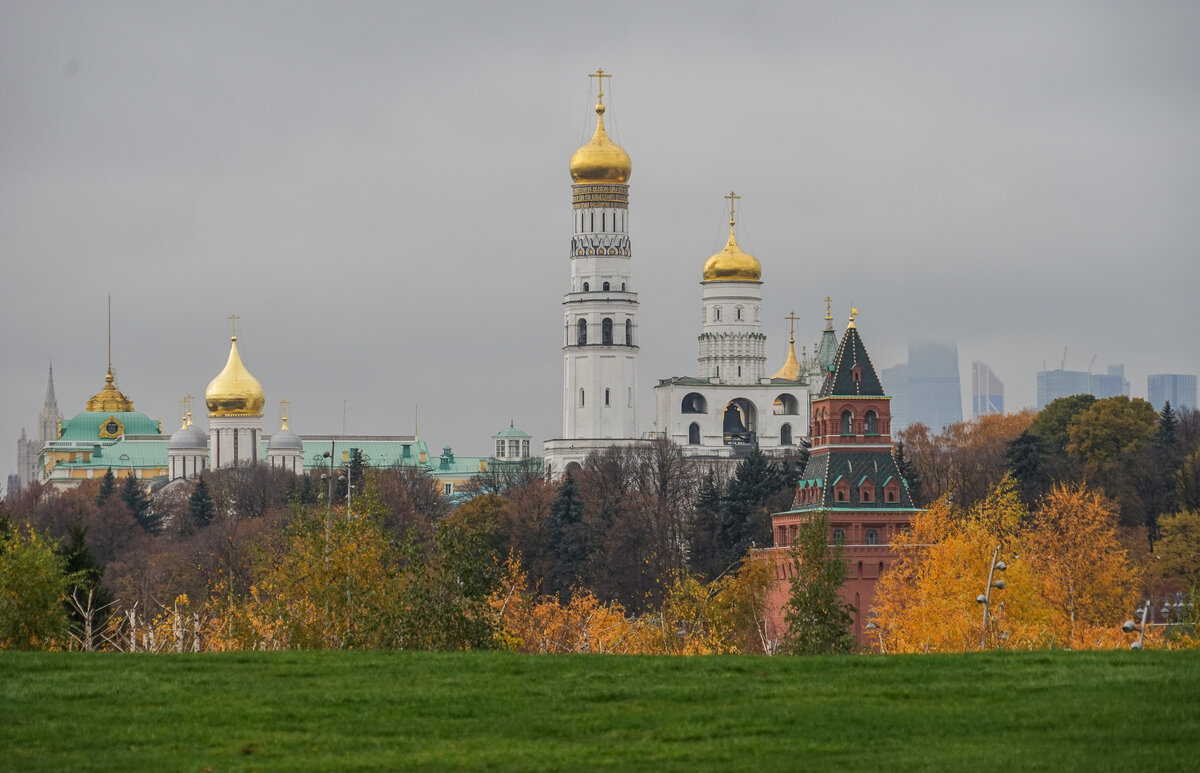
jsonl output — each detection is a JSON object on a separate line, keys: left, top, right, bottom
{"left": 785, "top": 311, "right": 800, "bottom": 342}
{"left": 280, "top": 398, "right": 291, "bottom": 429}
{"left": 228, "top": 314, "right": 239, "bottom": 338}
{"left": 589, "top": 68, "right": 612, "bottom": 102}
{"left": 824, "top": 296, "right": 833, "bottom": 320}
{"left": 725, "top": 191, "right": 741, "bottom": 226}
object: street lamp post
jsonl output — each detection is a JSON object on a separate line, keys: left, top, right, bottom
{"left": 1123, "top": 592, "right": 1192, "bottom": 650}
{"left": 976, "top": 544, "right": 1007, "bottom": 649}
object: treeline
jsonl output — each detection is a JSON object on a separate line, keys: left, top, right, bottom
{"left": 0, "top": 443, "right": 807, "bottom": 653}
{"left": 898, "top": 398, "right": 1200, "bottom": 543}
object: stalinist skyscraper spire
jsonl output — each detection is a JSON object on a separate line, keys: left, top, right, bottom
{"left": 544, "top": 69, "right": 642, "bottom": 474}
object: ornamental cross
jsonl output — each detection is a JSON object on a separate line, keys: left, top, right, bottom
{"left": 589, "top": 68, "right": 611, "bottom": 102}
{"left": 228, "top": 313, "right": 239, "bottom": 338}
{"left": 785, "top": 311, "right": 800, "bottom": 342}
{"left": 824, "top": 296, "right": 833, "bottom": 319}
{"left": 725, "top": 190, "right": 741, "bottom": 226}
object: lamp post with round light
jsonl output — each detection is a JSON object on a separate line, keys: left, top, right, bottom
{"left": 976, "top": 544, "right": 1007, "bottom": 649}
{"left": 1122, "top": 592, "right": 1192, "bottom": 650}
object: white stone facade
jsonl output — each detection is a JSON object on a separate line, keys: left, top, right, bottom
{"left": 208, "top": 415, "right": 262, "bottom": 469}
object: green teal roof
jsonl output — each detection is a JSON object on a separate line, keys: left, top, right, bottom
{"left": 60, "top": 410, "right": 162, "bottom": 441}
{"left": 51, "top": 439, "right": 168, "bottom": 470}
{"left": 494, "top": 425, "right": 531, "bottom": 438}
{"left": 299, "top": 439, "right": 429, "bottom": 470}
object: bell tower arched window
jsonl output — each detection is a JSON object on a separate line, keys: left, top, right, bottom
{"left": 603, "top": 281, "right": 610, "bottom": 291}
{"left": 625, "top": 319, "right": 632, "bottom": 345}
{"left": 840, "top": 410, "right": 853, "bottom": 435}
{"left": 865, "top": 410, "right": 878, "bottom": 435}
{"left": 688, "top": 422, "right": 700, "bottom": 445}
{"left": 781, "top": 423, "right": 793, "bottom": 445}
{"left": 601, "top": 318, "right": 613, "bottom": 345}
{"left": 577, "top": 319, "right": 587, "bottom": 345}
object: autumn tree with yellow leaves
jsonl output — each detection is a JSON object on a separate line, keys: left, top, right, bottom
{"left": 874, "top": 476, "right": 1140, "bottom": 652}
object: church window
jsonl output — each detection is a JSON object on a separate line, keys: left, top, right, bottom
{"left": 840, "top": 410, "right": 853, "bottom": 435}
{"left": 580, "top": 389, "right": 585, "bottom": 407}
{"left": 737, "top": 366, "right": 742, "bottom": 377}
{"left": 621, "top": 282, "right": 626, "bottom": 291}
{"left": 605, "top": 388, "right": 610, "bottom": 406}
{"left": 603, "top": 281, "right": 610, "bottom": 291}
{"left": 577, "top": 319, "right": 587, "bottom": 345}
{"left": 865, "top": 410, "right": 878, "bottom": 435}
{"left": 583, "top": 282, "right": 589, "bottom": 292}
{"left": 781, "top": 423, "right": 792, "bottom": 445}
{"left": 602, "top": 318, "right": 613, "bottom": 345}
{"left": 688, "top": 422, "right": 700, "bottom": 445}
{"left": 682, "top": 393, "right": 707, "bottom": 414}
{"left": 833, "top": 529, "right": 846, "bottom": 545}
{"left": 866, "top": 529, "right": 879, "bottom": 545}
{"left": 714, "top": 307, "right": 721, "bottom": 322}
{"left": 602, "top": 212, "right": 606, "bottom": 231}
{"left": 735, "top": 306, "right": 743, "bottom": 321}
{"left": 625, "top": 319, "right": 632, "bottom": 345}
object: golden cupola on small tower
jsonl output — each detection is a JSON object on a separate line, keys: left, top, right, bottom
{"left": 703, "top": 192, "right": 762, "bottom": 282}
{"left": 205, "top": 328, "right": 264, "bottom": 417}
{"left": 569, "top": 71, "right": 632, "bottom": 184}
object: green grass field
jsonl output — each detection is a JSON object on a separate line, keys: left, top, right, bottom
{"left": 2, "top": 650, "right": 1197, "bottom": 772}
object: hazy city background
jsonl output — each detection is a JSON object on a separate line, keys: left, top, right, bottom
{"left": 3, "top": 2, "right": 1198, "bottom": 492}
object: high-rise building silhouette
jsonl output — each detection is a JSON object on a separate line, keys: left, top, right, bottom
{"left": 1148, "top": 374, "right": 1197, "bottom": 412}
{"left": 1037, "top": 364, "right": 1128, "bottom": 409}
{"left": 972, "top": 361, "right": 1004, "bottom": 417}
{"left": 883, "top": 339, "right": 962, "bottom": 432}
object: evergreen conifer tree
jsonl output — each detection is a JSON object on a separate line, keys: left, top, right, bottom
{"left": 57, "top": 520, "right": 114, "bottom": 635}
{"left": 546, "top": 473, "right": 587, "bottom": 600}
{"left": 95, "top": 467, "right": 116, "bottom": 506}
{"left": 893, "top": 441, "right": 924, "bottom": 506}
{"left": 189, "top": 476, "right": 216, "bottom": 528}
{"left": 121, "top": 473, "right": 159, "bottom": 534}
{"left": 782, "top": 511, "right": 855, "bottom": 655}
{"left": 719, "top": 448, "right": 790, "bottom": 567}
{"left": 688, "top": 470, "right": 725, "bottom": 580}
{"left": 1156, "top": 402, "right": 1179, "bottom": 448}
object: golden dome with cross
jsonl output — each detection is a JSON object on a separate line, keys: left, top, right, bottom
{"left": 569, "top": 69, "right": 632, "bottom": 184}
{"left": 205, "top": 316, "right": 265, "bottom": 417}
{"left": 702, "top": 191, "right": 762, "bottom": 282}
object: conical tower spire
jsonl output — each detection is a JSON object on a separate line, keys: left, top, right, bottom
{"left": 771, "top": 312, "right": 802, "bottom": 381}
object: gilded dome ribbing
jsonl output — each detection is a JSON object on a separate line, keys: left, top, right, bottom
{"left": 205, "top": 336, "right": 265, "bottom": 417}
{"left": 569, "top": 102, "right": 632, "bottom": 184}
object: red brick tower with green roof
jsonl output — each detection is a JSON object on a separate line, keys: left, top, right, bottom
{"left": 761, "top": 310, "right": 922, "bottom": 648}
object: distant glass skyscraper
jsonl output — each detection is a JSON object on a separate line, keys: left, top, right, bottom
{"left": 883, "top": 340, "right": 962, "bottom": 432}
{"left": 1148, "top": 374, "right": 1196, "bottom": 412}
{"left": 1036, "top": 364, "right": 1129, "bottom": 409}
{"left": 972, "top": 361, "right": 1004, "bottom": 417}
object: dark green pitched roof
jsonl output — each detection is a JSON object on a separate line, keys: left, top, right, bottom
{"left": 791, "top": 449, "right": 916, "bottom": 511}
{"left": 818, "top": 325, "right": 884, "bottom": 398}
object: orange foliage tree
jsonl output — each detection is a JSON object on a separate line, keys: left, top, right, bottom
{"left": 874, "top": 476, "right": 1139, "bottom": 652}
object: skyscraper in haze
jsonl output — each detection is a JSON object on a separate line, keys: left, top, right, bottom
{"left": 972, "top": 361, "right": 1004, "bottom": 417}
{"left": 883, "top": 339, "right": 962, "bottom": 432}
{"left": 1036, "top": 363, "right": 1129, "bottom": 409}
{"left": 1148, "top": 374, "right": 1196, "bottom": 412}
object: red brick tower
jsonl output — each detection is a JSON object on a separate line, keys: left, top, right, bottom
{"left": 764, "top": 310, "right": 921, "bottom": 647}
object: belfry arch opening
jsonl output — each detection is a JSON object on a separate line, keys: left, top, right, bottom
{"left": 773, "top": 393, "right": 800, "bottom": 415}
{"left": 722, "top": 398, "right": 757, "bottom": 446}
{"left": 681, "top": 393, "right": 707, "bottom": 414}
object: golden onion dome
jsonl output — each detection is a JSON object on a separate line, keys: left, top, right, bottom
{"left": 702, "top": 222, "right": 762, "bottom": 282}
{"left": 569, "top": 101, "right": 632, "bottom": 184}
{"left": 205, "top": 336, "right": 265, "bottom": 416}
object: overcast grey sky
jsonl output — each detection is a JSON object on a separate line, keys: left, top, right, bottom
{"left": 3, "top": 1, "right": 1198, "bottom": 489}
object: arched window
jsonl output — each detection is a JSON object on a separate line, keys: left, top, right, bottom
{"left": 833, "top": 529, "right": 846, "bottom": 545}
{"left": 577, "top": 318, "right": 587, "bottom": 345}
{"left": 582, "top": 281, "right": 590, "bottom": 292}
{"left": 621, "top": 282, "right": 626, "bottom": 291}
{"left": 866, "top": 529, "right": 879, "bottom": 545}
{"left": 625, "top": 319, "right": 632, "bottom": 345}
{"left": 857, "top": 561, "right": 863, "bottom": 577}
{"left": 688, "top": 422, "right": 700, "bottom": 445}
{"left": 780, "top": 423, "right": 792, "bottom": 445}
{"left": 865, "top": 410, "right": 878, "bottom": 435}
{"left": 840, "top": 410, "right": 853, "bottom": 435}
{"left": 682, "top": 393, "right": 707, "bottom": 414}
{"left": 603, "top": 281, "right": 610, "bottom": 291}
{"left": 735, "top": 306, "right": 743, "bottom": 321}
{"left": 580, "top": 389, "right": 585, "bottom": 407}
{"left": 605, "top": 388, "right": 610, "bottom": 406}
{"left": 774, "top": 394, "right": 799, "bottom": 415}
{"left": 714, "top": 307, "right": 721, "bottom": 322}
{"left": 602, "top": 318, "right": 613, "bottom": 345}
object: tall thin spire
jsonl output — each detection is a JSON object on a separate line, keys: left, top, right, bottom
{"left": 107, "top": 295, "right": 112, "bottom": 375}
{"left": 44, "top": 363, "right": 58, "bottom": 409}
